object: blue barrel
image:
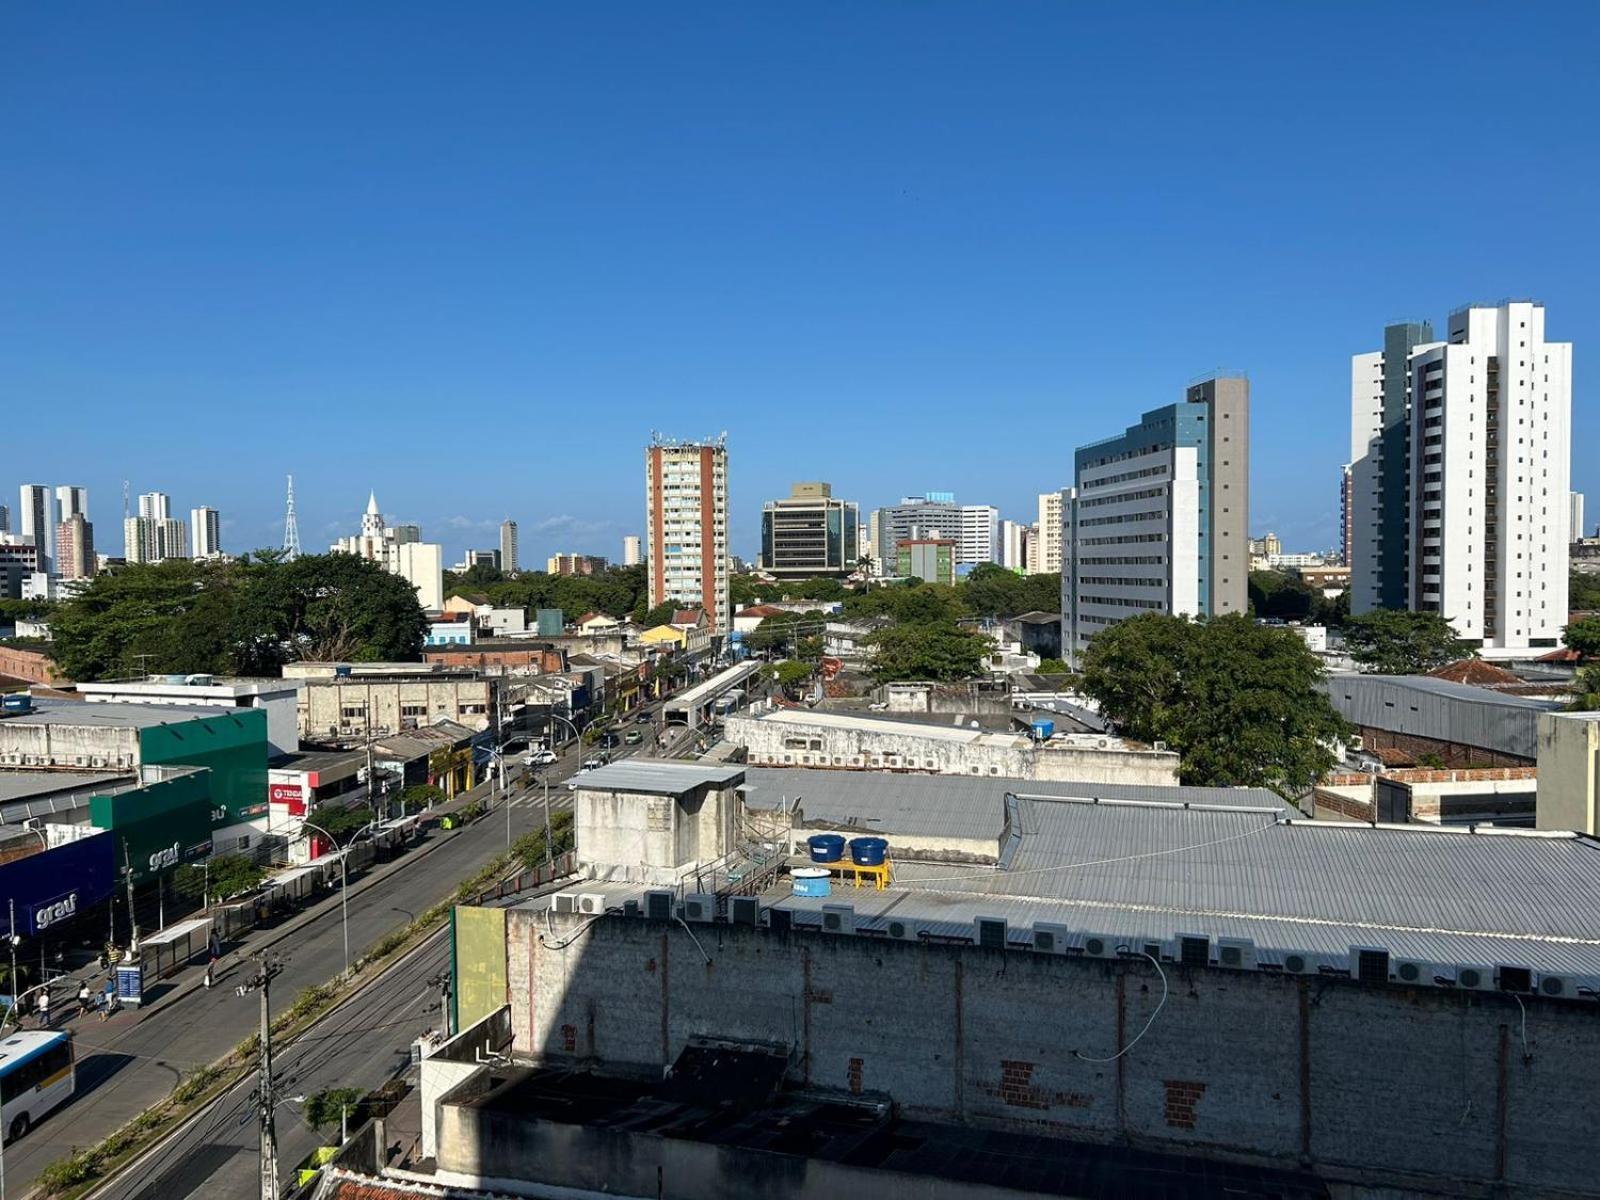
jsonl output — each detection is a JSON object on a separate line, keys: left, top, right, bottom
{"left": 792, "top": 867, "right": 831, "bottom": 898}
{"left": 849, "top": 837, "right": 888, "bottom": 867}
{"left": 807, "top": 834, "right": 845, "bottom": 863}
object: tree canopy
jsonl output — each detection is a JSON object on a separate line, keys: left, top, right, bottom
{"left": 958, "top": 564, "right": 1061, "bottom": 619}
{"left": 866, "top": 621, "right": 994, "bottom": 683}
{"left": 446, "top": 564, "right": 648, "bottom": 624}
{"left": 1571, "top": 568, "right": 1600, "bottom": 613}
{"left": 1343, "top": 609, "right": 1469, "bottom": 675}
{"left": 1564, "top": 616, "right": 1600, "bottom": 661}
{"left": 1079, "top": 612, "right": 1349, "bottom": 797}
{"left": 49, "top": 553, "right": 427, "bottom": 682}
{"left": 1249, "top": 569, "right": 1348, "bottom": 626}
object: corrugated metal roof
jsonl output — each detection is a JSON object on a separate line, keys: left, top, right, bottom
{"left": 1325, "top": 673, "right": 1562, "bottom": 759}
{"left": 765, "top": 799, "right": 1600, "bottom": 974}
{"left": 664, "top": 662, "right": 762, "bottom": 710}
{"left": 739, "top": 768, "right": 1281, "bottom": 844}
{"left": 577, "top": 759, "right": 746, "bottom": 797}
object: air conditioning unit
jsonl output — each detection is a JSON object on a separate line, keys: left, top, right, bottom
{"left": 1392, "top": 959, "right": 1447, "bottom": 987}
{"left": 1537, "top": 973, "right": 1575, "bottom": 999}
{"left": 1454, "top": 963, "right": 1496, "bottom": 991}
{"left": 975, "top": 917, "right": 1008, "bottom": 951}
{"left": 1496, "top": 964, "right": 1534, "bottom": 994}
{"left": 1348, "top": 735, "right": 1365, "bottom": 753}
{"left": 1215, "top": 937, "right": 1256, "bottom": 970}
{"left": 1173, "top": 934, "right": 1211, "bottom": 968}
{"left": 821, "top": 904, "right": 855, "bottom": 935}
{"left": 576, "top": 893, "right": 607, "bottom": 916}
{"left": 1082, "top": 933, "right": 1121, "bottom": 959}
{"left": 644, "top": 890, "right": 673, "bottom": 921}
{"left": 729, "top": 896, "right": 759, "bottom": 927}
{"left": 1350, "top": 946, "right": 1390, "bottom": 985}
{"left": 885, "top": 917, "right": 927, "bottom": 942}
{"left": 1032, "top": 922, "right": 1072, "bottom": 954}
{"left": 682, "top": 893, "right": 717, "bottom": 923}
{"left": 1281, "top": 950, "right": 1327, "bottom": 976}
{"left": 550, "top": 892, "right": 579, "bottom": 914}
{"left": 1153, "top": 740, "right": 1168, "bottom": 752}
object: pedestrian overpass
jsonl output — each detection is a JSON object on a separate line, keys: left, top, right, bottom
{"left": 663, "top": 661, "right": 763, "bottom": 731}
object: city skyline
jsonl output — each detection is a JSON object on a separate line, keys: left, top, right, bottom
{"left": 4, "top": 6, "right": 1593, "bottom": 570}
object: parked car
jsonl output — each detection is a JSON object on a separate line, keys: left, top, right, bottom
{"left": 581, "top": 757, "right": 606, "bottom": 771}
{"left": 635, "top": 712, "right": 652, "bottom": 724}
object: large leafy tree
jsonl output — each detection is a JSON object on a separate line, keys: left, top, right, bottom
{"left": 1343, "top": 609, "right": 1469, "bottom": 675}
{"left": 1564, "top": 616, "right": 1600, "bottom": 661}
{"left": 1565, "top": 617, "right": 1600, "bottom": 711}
{"left": 1080, "top": 612, "right": 1350, "bottom": 798}
{"left": 1570, "top": 569, "right": 1600, "bottom": 612}
{"left": 232, "top": 553, "right": 427, "bottom": 672}
{"left": 960, "top": 563, "right": 1061, "bottom": 619}
{"left": 866, "top": 621, "right": 993, "bottom": 683}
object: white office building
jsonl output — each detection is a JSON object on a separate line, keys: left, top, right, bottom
{"left": 1573, "top": 492, "right": 1588, "bottom": 542}
{"left": 1035, "top": 490, "right": 1064, "bottom": 575}
{"left": 1000, "top": 520, "right": 1030, "bottom": 572}
{"left": 875, "top": 496, "right": 1001, "bottom": 570}
{"left": 1350, "top": 301, "right": 1571, "bottom": 654}
{"left": 622, "top": 534, "right": 641, "bottom": 566}
{"left": 190, "top": 506, "right": 222, "bottom": 558}
{"left": 1063, "top": 376, "right": 1250, "bottom": 666}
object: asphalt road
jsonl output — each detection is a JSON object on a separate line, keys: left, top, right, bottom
{"left": 62, "top": 707, "right": 685, "bottom": 1200}
{"left": 0, "top": 719, "right": 639, "bottom": 1200}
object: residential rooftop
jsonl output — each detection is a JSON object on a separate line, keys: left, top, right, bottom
{"left": 3, "top": 699, "right": 235, "bottom": 729}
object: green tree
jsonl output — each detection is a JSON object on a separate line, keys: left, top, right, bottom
{"left": 304, "top": 1087, "right": 367, "bottom": 1135}
{"left": 1248, "top": 570, "right": 1314, "bottom": 622}
{"left": 639, "top": 601, "right": 680, "bottom": 628}
{"left": 1570, "top": 568, "right": 1600, "bottom": 612}
{"left": 512, "top": 810, "right": 575, "bottom": 869}
{"left": 1564, "top": 616, "right": 1600, "bottom": 661}
{"left": 397, "top": 784, "right": 446, "bottom": 813}
{"left": 173, "top": 854, "right": 267, "bottom": 904}
{"left": 232, "top": 553, "right": 427, "bottom": 672}
{"left": 1079, "top": 612, "right": 1350, "bottom": 797}
{"left": 763, "top": 659, "right": 817, "bottom": 696}
{"left": 1035, "top": 658, "right": 1073, "bottom": 676}
{"left": 866, "top": 621, "right": 993, "bottom": 683}
{"left": 1344, "top": 609, "right": 1469, "bottom": 675}
{"left": 306, "top": 801, "right": 374, "bottom": 841}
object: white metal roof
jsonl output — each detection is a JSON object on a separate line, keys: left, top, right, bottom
{"left": 576, "top": 759, "right": 746, "bottom": 797}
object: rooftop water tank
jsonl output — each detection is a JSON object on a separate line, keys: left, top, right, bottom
{"left": 334, "top": 665, "right": 353, "bottom": 679}
{"left": 849, "top": 837, "right": 888, "bottom": 867}
{"left": 791, "top": 867, "right": 831, "bottom": 898}
{"left": 1031, "top": 718, "right": 1055, "bottom": 741}
{"left": 807, "top": 834, "right": 845, "bottom": 864}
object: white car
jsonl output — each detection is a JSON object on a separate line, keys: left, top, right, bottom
{"left": 524, "top": 748, "right": 558, "bottom": 767}
{"left": 580, "top": 758, "right": 605, "bottom": 772}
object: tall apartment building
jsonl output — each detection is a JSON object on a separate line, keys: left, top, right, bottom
{"left": 54, "top": 514, "right": 96, "bottom": 580}
{"left": 1350, "top": 302, "right": 1571, "bottom": 653}
{"left": 1339, "top": 464, "right": 1355, "bottom": 567}
{"left": 759, "top": 482, "right": 859, "bottom": 579}
{"left": 190, "top": 506, "right": 222, "bottom": 558}
{"left": 55, "top": 486, "right": 87, "bottom": 522}
{"left": 547, "top": 553, "right": 608, "bottom": 576}
{"left": 622, "top": 535, "right": 641, "bottom": 566}
{"left": 1035, "top": 491, "right": 1064, "bottom": 574}
{"left": 1000, "top": 520, "right": 1030, "bottom": 572}
{"left": 645, "top": 438, "right": 729, "bottom": 631}
{"left": 1572, "top": 492, "right": 1588, "bottom": 542}
{"left": 897, "top": 538, "right": 956, "bottom": 586}
{"left": 499, "top": 519, "right": 519, "bottom": 573}
{"left": 18, "top": 485, "right": 52, "bottom": 575}
{"left": 1062, "top": 375, "right": 1250, "bottom": 667}
{"left": 0, "top": 503, "right": 8, "bottom": 533}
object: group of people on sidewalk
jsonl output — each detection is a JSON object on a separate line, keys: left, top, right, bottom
{"left": 23, "top": 930, "right": 224, "bottom": 1030}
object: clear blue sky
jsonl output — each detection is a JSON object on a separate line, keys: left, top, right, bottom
{"left": 4, "top": 3, "right": 1596, "bottom": 566}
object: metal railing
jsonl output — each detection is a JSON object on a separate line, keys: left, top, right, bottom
{"left": 463, "top": 851, "right": 577, "bottom": 906}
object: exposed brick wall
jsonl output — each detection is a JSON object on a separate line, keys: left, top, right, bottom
{"left": 847, "top": 1057, "right": 863, "bottom": 1095}
{"left": 0, "top": 646, "right": 61, "bottom": 684}
{"left": 1356, "top": 727, "right": 1533, "bottom": 769}
{"left": 1163, "top": 1079, "right": 1207, "bottom": 1129}
{"left": 1313, "top": 789, "right": 1376, "bottom": 822}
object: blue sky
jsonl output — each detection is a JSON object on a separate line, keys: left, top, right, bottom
{"left": 4, "top": 3, "right": 1596, "bottom": 567}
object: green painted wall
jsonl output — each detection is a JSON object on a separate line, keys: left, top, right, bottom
{"left": 89, "top": 769, "right": 213, "bottom": 884}
{"left": 139, "top": 709, "right": 269, "bottom": 829}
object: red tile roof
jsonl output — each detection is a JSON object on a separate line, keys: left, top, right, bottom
{"left": 735, "top": 605, "right": 786, "bottom": 618}
{"left": 1427, "top": 659, "right": 1522, "bottom": 686}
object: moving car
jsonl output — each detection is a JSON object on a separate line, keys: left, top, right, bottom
{"left": 524, "top": 748, "right": 558, "bottom": 767}
{"left": 624, "top": 730, "right": 643, "bottom": 745}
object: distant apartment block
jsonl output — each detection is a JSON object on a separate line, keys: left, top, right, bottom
{"left": 999, "top": 519, "right": 1031, "bottom": 572}
{"left": 1036, "top": 490, "right": 1064, "bottom": 574}
{"left": 1572, "top": 492, "right": 1588, "bottom": 542}
{"left": 759, "top": 482, "right": 859, "bottom": 579}
{"left": 621, "top": 534, "right": 641, "bottom": 566}
{"left": 1350, "top": 301, "right": 1571, "bottom": 652}
{"left": 876, "top": 495, "right": 999, "bottom": 568}
{"left": 1340, "top": 464, "right": 1354, "bottom": 567}
{"left": 499, "top": 519, "right": 519, "bottom": 573}
{"left": 330, "top": 491, "right": 445, "bottom": 612}
{"left": 645, "top": 437, "right": 729, "bottom": 631}
{"left": 18, "top": 484, "right": 52, "bottom": 575}
{"left": 1063, "top": 375, "right": 1250, "bottom": 666}
{"left": 54, "top": 514, "right": 96, "bottom": 580}
{"left": 190, "top": 506, "right": 222, "bottom": 558}
{"left": 547, "top": 553, "right": 608, "bottom": 576}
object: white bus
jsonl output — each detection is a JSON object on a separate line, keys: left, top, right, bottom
{"left": 0, "top": 1030, "right": 75, "bottom": 1142}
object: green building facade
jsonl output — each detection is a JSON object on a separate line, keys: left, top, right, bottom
{"left": 138, "top": 708, "right": 269, "bottom": 829}
{"left": 89, "top": 768, "right": 214, "bottom": 885}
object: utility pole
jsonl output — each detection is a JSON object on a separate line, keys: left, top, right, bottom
{"left": 121, "top": 839, "right": 140, "bottom": 955}
{"left": 238, "top": 955, "right": 284, "bottom": 1200}
{"left": 428, "top": 968, "right": 453, "bottom": 1037}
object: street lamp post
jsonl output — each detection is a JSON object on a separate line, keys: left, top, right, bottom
{"left": 298, "top": 820, "right": 362, "bottom": 980}
{"left": 539, "top": 713, "right": 582, "bottom": 864}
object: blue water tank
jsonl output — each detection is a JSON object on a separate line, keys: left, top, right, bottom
{"left": 791, "top": 868, "right": 831, "bottom": 898}
{"left": 807, "top": 834, "right": 846, "bottom": 863}
{"left": 1031, "top": 719, "right": 1055, "bottom": 741}
{"left": 334, "top": 665, "right": 353, "bottom": 679}
{"left": 849, "top": 837, "right": 888, "bottom": 867}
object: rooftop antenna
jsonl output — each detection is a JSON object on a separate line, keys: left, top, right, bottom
{"left": 282, "top": 474, "right": 301, "bottom": 560}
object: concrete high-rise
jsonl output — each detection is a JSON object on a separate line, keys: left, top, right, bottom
{"left": 55, "top": 514, "right": 96, "bottom": 580}
{"left": 645, "top": 437, "right": 729, "bottom": 630}
{"left": 1339, "top": 465, "right": 1354, "bottom": 567}
{"left": 1063, "top": 375, "right": 1250, "bottom": 666}
{"left": 331, "top": 491, "right": 445, "bottom": 611}
{"left": 190, "top": 506, "right": 222, "bottom": 558}
{"left": 1035, "top": 491, "right": 1064, "bottom": 575}
{"left": 1350, "top": 301, "right": 1571, "bottom": 653}
{"left": 759, "top": 483, "right": 860, "bottom": 580}
{"left": 1573, "top": 493, "right": 1588, "bottom": 542}
{"left": 55, "top": 486, "right": 87, "bottom": 522}
{"left": 19, "top": 485, "right": 52, "bottom": 575}
{"left": 1000, "top": 520, "right": 1030, "bottom": 572}
{"left": 622, "top": 535, "right": 642, "bottom": 566}
{"left": 875, "top": 495, "right": 1001, "bottom": 569}
{"left": 0, "top": 503, "right": 8, "bottom": 533}
{"left": 499, "top": 519, "right": 519, "bottom": 573}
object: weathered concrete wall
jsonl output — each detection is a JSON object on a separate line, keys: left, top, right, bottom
{"left": 1033, "top": 744, "right": 1180, "bottom": 787}
{"left": 298, "top": 679, "right": 493, "bottom": 739}
{"left": 1537, "top": 714, "right": 1600, "bottom": 835}
{"left": 0, "top": 721, "right": 139, "bottom": 769}
{"left": 573, "top": 783, "right": 739, "bottom": 883}
{"left": 504, "top": 910, "right": 1600, "bottom": 1199}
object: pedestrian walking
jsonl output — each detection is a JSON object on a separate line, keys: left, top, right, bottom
{"left": 35, "top": 985, "right": 50, "bottom": 1029}
{"left": 203, "top": 961, "right": 213, "bottom": 989}
{"left": 77, "top": 980, "right": 91, "bottom": 1018}
{"left": 99, "top": 977, "right": 115, "bottom": 1022}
